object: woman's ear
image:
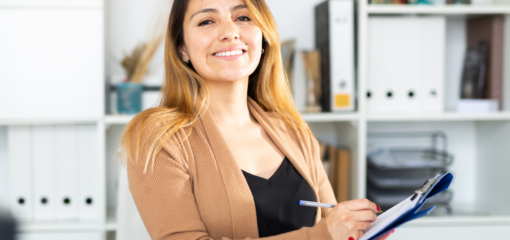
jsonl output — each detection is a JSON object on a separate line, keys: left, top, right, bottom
{"left": 180, "top": 46, "right": 189, "bottom": 62}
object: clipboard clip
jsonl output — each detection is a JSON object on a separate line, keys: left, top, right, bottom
{"left": 410, "top": 174, "right": 441, "bottom": 201}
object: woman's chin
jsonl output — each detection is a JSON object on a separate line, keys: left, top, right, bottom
{"left": 211, "top": 72, "right": 249, "bottom": 83}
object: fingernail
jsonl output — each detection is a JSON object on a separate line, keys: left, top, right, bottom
{"left": 349, "top": 237, "right": 355, "bottom": 240}
{"left": 376, "top": 205, "right": 381, "bottom": 211}
{"left": 392, "top": 229, "right": 395, "bottom": 233}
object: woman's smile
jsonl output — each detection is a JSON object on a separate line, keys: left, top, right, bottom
{"left": 212, "top": 46, "right": 247, "bottom": 60}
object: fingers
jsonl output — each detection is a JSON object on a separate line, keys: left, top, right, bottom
{"left": 346, "top": 199, "right": 379, "bottom": 213}
{"left": 352, "top": 210, "right": 377, "bottom": 222}
{"left": 356, "top": 221, "right": 371, "bottom": 231}
{"left": 345, "top": 220, "right": 371, "bottom": 233}
{"left": 357, "top": 230, "right": 364, "bottom": 239}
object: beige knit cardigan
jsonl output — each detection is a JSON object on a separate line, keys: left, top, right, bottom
{"left": 128, "top": 98, "right": 337, "bottom": 240}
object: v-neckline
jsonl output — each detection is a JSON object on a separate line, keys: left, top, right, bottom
{"left": 241, "top": 157, "right": 288, "bottom": 182}
{"left": 197, "top": 97, "right": 320, "bottom": 238}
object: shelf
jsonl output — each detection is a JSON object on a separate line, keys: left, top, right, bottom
{"left": 301, "top": 112, "right": 359, "bottom": 122}
{"left": 405, "top": 215, "right": 510, "bottom": 227}
{"left": 0, "top": 0, "right": 103, "bottom": 8}
{"left": 17, "top": 221, "right": 107, "bottom": 233}
{"left": 104, "top": 115, "right": 135, "bottom": 125}
{"left": 104, "top": 220, "right": 117, "bottom": 232}
{"left": 366, "top": 5, "right": 510, "bottom": 14}
{"left": 0, "top": 118, "right": 100, "bottom": 126}
{"left": 104, "top": 113, "right": 360, "bottom": 125}
{"left": 367, "top": 112, "right": 510, "bottom": 122}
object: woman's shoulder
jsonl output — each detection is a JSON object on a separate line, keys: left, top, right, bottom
{"left": 126, "top": 107, "right": 190, "bottom": 163}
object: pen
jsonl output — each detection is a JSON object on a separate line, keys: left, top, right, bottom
{"left": 299, "top": 200, "right": 383, "bottom": 213}
{"left": 299, "top": 200, "right": 336, "bottom": 208}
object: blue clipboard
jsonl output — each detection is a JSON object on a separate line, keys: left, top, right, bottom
{"left": 360, "top": 172, "right": 454, "bottom": 240}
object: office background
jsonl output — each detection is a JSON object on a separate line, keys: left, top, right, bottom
{"left": 1, "top": 0, "right": 510, "bottom": 239}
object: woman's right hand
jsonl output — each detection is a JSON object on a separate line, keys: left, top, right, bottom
{"left": 324, "top": 199, "right": 380, "bottom": 240}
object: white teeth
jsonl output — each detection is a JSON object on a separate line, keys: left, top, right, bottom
{"left": 215, "top": 50, "right": 244, "bottom": 57}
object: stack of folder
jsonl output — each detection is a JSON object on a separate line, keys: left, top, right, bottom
{"left": 7, "top": 125, "right": 100, "bottom": 222}
{"left": 366, "top": 132, "right": 453, "bottom": 212}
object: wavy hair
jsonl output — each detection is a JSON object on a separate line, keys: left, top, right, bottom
{"left": 119, "top": 0, "right": 310, "bottom": 173}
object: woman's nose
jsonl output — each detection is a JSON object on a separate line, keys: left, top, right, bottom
{"left": 219, "top": 20, "right": 240, "bottom": 42}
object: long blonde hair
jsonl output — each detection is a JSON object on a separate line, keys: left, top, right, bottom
{"left": 120, "top": 0, "right": 310, "bottom": 172}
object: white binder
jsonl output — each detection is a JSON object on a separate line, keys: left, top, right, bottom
{"left": 367, "top": 17, "right": 446, "bottom": 114}
{"left": 315, "top": 0, "right": 355, "bottom": 112}
{"left": 367, "top": 23, "right": 400, "bottom": 113}
{"left": 77, "top": 125, "right": 100, "bottom": 221}
{"left": 32, "top": 125, "right": 56, "bottom": 221}
{"left": 329, "top": 0, "right": 355, "bottom": 111}
{"left": 7, "top": 126, "right": 33, "bottom": 221}
{"left": 55, "top": 125, "right": 79, "bottom": 220}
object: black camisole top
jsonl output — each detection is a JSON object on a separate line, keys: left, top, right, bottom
{"left": 242, "top": 157, "right": 317, "bottom": 237}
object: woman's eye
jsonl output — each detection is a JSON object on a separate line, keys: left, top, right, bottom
{"left": 198, "top": 20, "right": 213, "bottom": 26}
{"left": 237, "top": 16, "right": 251, "bottom": 22}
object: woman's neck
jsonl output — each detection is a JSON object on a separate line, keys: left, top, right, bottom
{"left": 206, "top": 78, "right": 254, "bottom": 129}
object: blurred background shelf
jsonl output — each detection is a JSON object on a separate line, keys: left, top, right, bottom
{"left": 2, "top": 0, "right": 510, "bottom": 240}
{"left": 367, "top": 112, "right": 510, "bottom": 122}
{"left": 104, "top": 115, "right": 135, "bottom": 125}
{"left": 366, "top": 5, "right": 510, "bottom": 14}
{"left": 105, "top": 113, "right": 360, "bottom": 125}
{"left": 0, "top": 118, "right": 100, "bottom": 126}
{"left": 17, "top": 221, "right": 106, "bottom": 233}
{"left": 406, "top": 215, "right": 510, "bottom": 227}
{"left": 290, "top": 112, "right": 359, "bottom": 122}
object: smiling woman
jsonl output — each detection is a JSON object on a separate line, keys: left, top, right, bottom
{"left": 118, "top": 0, "right": 392, "bottom": 240}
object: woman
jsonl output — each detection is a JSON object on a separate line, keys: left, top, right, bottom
{"left": 120, "top": 0, "right": 394, "bottom": 239}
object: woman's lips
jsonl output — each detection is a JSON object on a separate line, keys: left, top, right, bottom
{"left": 212, "top": 49, "right": 247, "bottom": 60}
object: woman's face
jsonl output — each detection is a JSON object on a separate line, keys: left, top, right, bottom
{"left": 181, "top": 0, "right": 263, "bottom": 83}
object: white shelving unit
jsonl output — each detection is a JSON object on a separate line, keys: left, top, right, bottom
{"left": 356, "top": 3, "right": 510, "bottom": 240}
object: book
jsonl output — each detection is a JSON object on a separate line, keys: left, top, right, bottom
{"left": 320, "top": 142, "right": 350, "bottom": 203}
{"left": 466, "top": 16, "right": 505, "bottom": 109}
{"left": 336, "top": 148, "right": 350, "bottom": 202}
{"left": 460, "top": 41, "right": 488, "bottom": 99}
{"left": 280, "top": 39, "right": 296, "bottom": 91}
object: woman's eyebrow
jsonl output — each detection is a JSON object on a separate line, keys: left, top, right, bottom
{"left": 190, "top": 8, "right": 217, "bottom": 21}
{"left": 190, "top": 4, "right": 248, "bottom": 21}
{"left": 231, "top": 4, "right": 247, "bottom": 11}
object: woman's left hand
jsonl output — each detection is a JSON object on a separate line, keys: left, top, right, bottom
{"left": 376, "top": 229, "right": 395, "bottom": 240}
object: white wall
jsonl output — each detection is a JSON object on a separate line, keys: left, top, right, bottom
{"left": 105, "top": 0, "right": 166, "bottom": 82}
